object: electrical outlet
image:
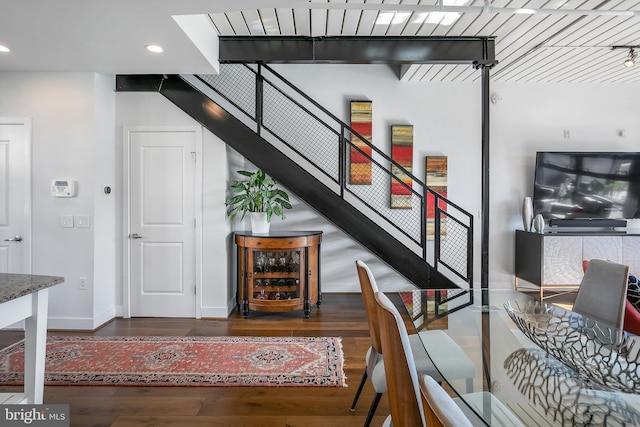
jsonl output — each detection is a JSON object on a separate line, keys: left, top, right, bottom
{"left": 79, "top": 277, "right": 88, "bottom": 290}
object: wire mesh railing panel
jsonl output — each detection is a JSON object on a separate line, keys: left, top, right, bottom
{"left": 262, "top": 82, "right": 340, "bottom": 182}
{"left": 198, "top": 65, "right": 256, "bottom": 119}
{"left": 187, "top": 63, "right": 474, "bottom": 288}
{"left": 438, "top": 211, "right": 470, "bottom": 282}
{"left": 344, "top": 146, "right": 423, "bottom": 244}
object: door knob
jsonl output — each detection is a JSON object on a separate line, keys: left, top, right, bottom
{"left": 130, "top": 233, "right": 143, "bottom": 239}
{"left": 4, "top": 235, "right": 22, "bottom": 242}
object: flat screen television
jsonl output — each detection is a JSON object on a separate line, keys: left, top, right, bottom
{"left": 533, "top": 152, "right": 640, "bottom": 227}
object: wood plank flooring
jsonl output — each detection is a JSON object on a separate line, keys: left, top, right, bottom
{"left": 0, "top": 293, "right": 391, "bottom": 427}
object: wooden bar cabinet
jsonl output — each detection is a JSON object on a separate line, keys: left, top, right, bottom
{"left": 234, "top": 231, "right": 322, "bottom": 318}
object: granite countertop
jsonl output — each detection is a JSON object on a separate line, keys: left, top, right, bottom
{"left": 0, "top": 274, "right": 64, "bottom": 304}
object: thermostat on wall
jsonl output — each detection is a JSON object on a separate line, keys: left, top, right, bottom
{"left": 51, "top": 180, "right": 76, "bottom": 197}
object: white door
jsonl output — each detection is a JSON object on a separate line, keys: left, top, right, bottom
{"left": 126, "top": 127, "right": 200, "bottom": 317}
{"left": 0, "top": 121, "right": 31, "bottom": 273}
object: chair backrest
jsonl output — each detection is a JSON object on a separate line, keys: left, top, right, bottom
{"left": 573, "top": 258, "right": 629, "bottom": 330}
{"left": 356, "top": 260, "right": 383, "bottom": 354}
{"left": 374, "top": 291, "right": 425, "bottom": 427}
{"left": 419, "top": 375, "right": 473, "bottom": 427}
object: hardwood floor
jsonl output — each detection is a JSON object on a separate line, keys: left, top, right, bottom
{"left": 0, "top": 293, "right": 391, "bottom": 427}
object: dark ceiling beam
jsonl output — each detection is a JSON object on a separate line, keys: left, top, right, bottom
{"left": 218, "top": 36, "right": 495, "bottom": 65}
{"left": 115, "top": 74, "right": 164, "bottom": 91}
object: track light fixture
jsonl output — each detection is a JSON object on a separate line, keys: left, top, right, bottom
{"left": 624, "top": 48, "right": 637, "bottom": 68}
{"left": 611, "top": 45, "right": 640, "bottom": 68}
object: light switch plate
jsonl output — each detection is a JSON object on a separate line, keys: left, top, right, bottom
{"left": 60, "top": 215, "right": 74, "bottom": 228}
{"left": 76, "top": 215, "right": 90, "bottom": 228}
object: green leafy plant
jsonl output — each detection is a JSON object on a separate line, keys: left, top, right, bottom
{"left": 225, "top": 169, "right": 292, "bottom": 222}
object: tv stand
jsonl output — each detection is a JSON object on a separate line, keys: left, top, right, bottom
{"left": 546, "top": 227, "right": 626, "bottom": 234}
{"left": 514, "top": 230, "right": 640, "bottom": 300}
{"left": 548, "top": 218, "right": 627, "bottom": 228}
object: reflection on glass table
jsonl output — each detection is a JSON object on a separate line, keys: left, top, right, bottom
{"left": 397, "top": 289, "right": 640, "bottom": 426}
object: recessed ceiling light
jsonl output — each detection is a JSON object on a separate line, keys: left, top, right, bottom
{"left": 145, "top": 44, "right": 164, "bottom": 53}
{"left": 0, "top": 45, "right": 10, "bottom": 53}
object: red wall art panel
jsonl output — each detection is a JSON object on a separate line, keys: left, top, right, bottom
{"left": 390, "top": 125, "right": 414, "bottom": 209}
{"left": 425, "top": 156, "right": 448, "bottom": 238}
{"left": 350, "top": 100, "right": 373, "bottom": 185}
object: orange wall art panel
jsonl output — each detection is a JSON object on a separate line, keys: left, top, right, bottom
{"left": 390, "top": 125, "right": 414, "bottom": 209}
{"left": 425, "top": 156, "right": 448, "bottom": 238}
{"left": 350, "top": 100, "right": 373, "bottom": 185}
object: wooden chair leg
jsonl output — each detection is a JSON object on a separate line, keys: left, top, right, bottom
{"left": 364, "top": 393, "right": 382, "bottom": 427}
{"left": 350, "top": 370, "right": 368, "bottom": 411}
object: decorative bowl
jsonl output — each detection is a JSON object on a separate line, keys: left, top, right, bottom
{"left": 504, "top": 299, "right": 640, "bottom": 394}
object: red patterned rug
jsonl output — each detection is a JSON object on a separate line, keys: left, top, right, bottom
{"left": 0, "top": 335, "right": 346, "bottom": 387}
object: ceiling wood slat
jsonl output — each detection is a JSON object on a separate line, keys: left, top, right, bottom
{"left": 243, "top": 10, "right": 267, "bottom": 35}
{"left": 342, "top": 0, "right": 365, "bottom": 33}
{"left": 327, "top": 0, "right": 348, "bottom": 35}
{"left": 209, "top": 13, "right": 235, "bottom": 35}
{"left": 259, "top": 9, "right": 282, "bottom": 35}
{"left": 208, "top": 0, "right": 640, "bottom": 82}
{"left": 275, "top": 9, "right": 296, "bottom": 34}
{"left": 292, "top": 9, "right": 312, "bottom": 35}
{"left": 225, "top": 11, "right": 251, "bottom": 35}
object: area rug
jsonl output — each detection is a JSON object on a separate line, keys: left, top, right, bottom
{"left": 0, "top": 335, "right": 346, "bottom": 387}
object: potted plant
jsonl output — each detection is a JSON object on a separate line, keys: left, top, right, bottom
{"left": 225, "top": 169, "right": 292, "bottom": 233}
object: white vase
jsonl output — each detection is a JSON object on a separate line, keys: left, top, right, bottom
{"left": 250, "top": 212, "right": 270, "bottom": 234}
{"left": 533, "top": 214, "right": 545, "bottom": 233}
{"left": 522, "top": 197, "right": 533, "bottom": 232}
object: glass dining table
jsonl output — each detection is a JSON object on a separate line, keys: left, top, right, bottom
{"left": 397, "top": 288, "right": 640, "bottom": 426}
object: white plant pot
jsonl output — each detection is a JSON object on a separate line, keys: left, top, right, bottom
{"left": 250, "top": 212, "right": 270, "bottom": 234}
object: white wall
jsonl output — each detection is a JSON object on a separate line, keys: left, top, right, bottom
{"left": 93, "top": 73, "right": 117, "bottom": 327}
{"left": 268, "top": 65, "right": 640, "bottom": 290}
{"left": 269, "top": 64, "right": 484, "bottom": 290}
{"left": 3, "top": 68, "right": 640, "bottom": 328}
{"left": 490, "top": 83, "right": 640, "bottom": 288}
{"left": 115, "top": 92, "right": 230, "bottom": 317}
{"left": 0, "top": 72, "right": 112, "bottom": 328}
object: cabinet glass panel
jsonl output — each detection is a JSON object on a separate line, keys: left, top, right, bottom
{"left": 250, "top": 250, "right": 301, "bottom": 301}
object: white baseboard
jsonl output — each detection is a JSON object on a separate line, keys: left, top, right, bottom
{"left": 47, "top": 306, "right": 116, "bottom": 331}
{"left": 47, "top": 316, "right": 98, "bottom": 331}
{"left": 200, "top": 300, "right": 235, "bottom": 318}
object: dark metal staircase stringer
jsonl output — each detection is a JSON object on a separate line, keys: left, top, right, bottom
{"left": 152, "top": 74, "right": 455, "bottom": 289}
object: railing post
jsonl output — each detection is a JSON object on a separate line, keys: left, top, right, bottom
{"left": 256, "top": 63, "right": 263, "bottom": 135}
{"left": 421, "top": 187, "right": 427, "bottom": 261}
{"left": 339, "top": 124, "right": 346, "bottom": 198}
{"left": 191, "top": 65, "right": 475, "bottom": 290}
{"left": 434, "top": 192, "right": 441, "bottom": 272}
{"left": 467, "top": 218, "right": 474, "bottom": 290}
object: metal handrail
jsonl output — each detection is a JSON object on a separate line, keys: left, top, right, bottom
{"left": 194, "top": 63, "right": 474, "bottom": 287}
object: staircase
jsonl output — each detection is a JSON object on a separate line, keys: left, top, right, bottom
{"left": 116, "top": 64, "right": 473, "bottom": 289}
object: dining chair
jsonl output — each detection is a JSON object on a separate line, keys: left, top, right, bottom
{"left": 350, "top": 260, "right": 387, "bottom": 427}
{"left": 375, "top": 290, "right": 425, "bottom": 427}
{"left": 573, "top": 259, "right": 629, "bottom": 330}
{"left": 351, "top": 260, "right": 443, "bottom": 427}
{"left": 375, "top": 290, "right": 527, "bottom": 427}
{"left": 419, "top": 374, "right": 473, "bottom": 427}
